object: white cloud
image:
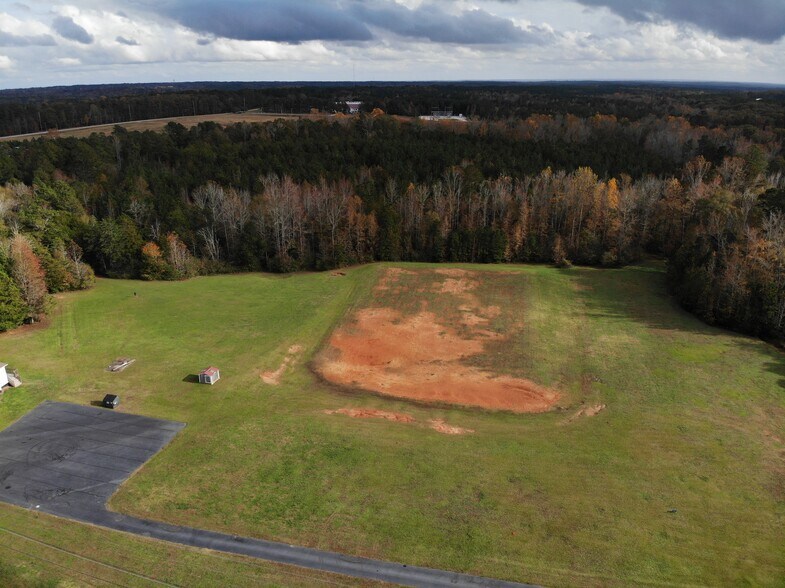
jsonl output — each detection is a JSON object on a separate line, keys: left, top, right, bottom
{"left": 53, "top": 57, "right": 81, "bottom": 66}
{"left": 0, "top": 0, "right": 782, "bottom": 88}
{"left": 0, "top": 10, "right": 51, "bottom": 36}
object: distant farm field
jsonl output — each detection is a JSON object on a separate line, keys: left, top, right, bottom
{"left": 0, "top": 263, "right": 783, "bottom": 586}
{"left": 0, "top": 111, "right": 320, "bottom": 142}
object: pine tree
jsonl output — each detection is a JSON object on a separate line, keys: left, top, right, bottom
{"left": 0, "top": 267, "right": 27, "bottom": 331}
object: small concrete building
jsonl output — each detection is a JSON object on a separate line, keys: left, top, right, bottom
{"left": 0, "top": 364, "right": 8, "bottom": 388}
{"left": 199, "top": 366, "right": 220, "bottom": 385}
{"left": 346, "top": 101, "right": 362, "bottom": 114}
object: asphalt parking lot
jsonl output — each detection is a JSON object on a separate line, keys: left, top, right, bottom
{"left": 0, "top": 401, "right": 530, "bottom": 587}
{"left": 0, "top": 401, "right": 184, "bottom": 520}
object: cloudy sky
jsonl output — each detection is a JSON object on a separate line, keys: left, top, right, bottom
{"left": 0, "top": 0, "right": 784, "bottom": 89}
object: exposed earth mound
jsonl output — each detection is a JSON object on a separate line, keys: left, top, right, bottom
{"left": 315, "top": 268, "right": 560, "bottom": 413}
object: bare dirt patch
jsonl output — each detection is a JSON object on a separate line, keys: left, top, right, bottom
{"left": 324, "top": 408, "right": 474, "bottom": 435}
{"left": 428, "top": 419, "right": 475, "bottom": 435}
{"left": 374, "top": 267, "right": 416, "bottom": 292}
{"left": 434, "top": 268, "right": 471, "bottom": 277}
{"left": 315, "top": 268, "right": 561, "bottom": 413}
{"left": 563, "top": 404, "right": 606, "bottom": 424}
{"left": 324, "top": 408, "right": 415, "bottom": 422}
{"left": 438, "top": 277, "right": 479, "bottom": 296}
{"left": 261, "top": 344, "right": 304, "bottom": 385}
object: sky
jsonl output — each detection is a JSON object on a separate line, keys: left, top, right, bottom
{"left": 0, "top": 0, "right": 784, "bottom": 89}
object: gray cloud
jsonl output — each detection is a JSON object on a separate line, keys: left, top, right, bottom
{"left": 154, "top": 0, "right": 373, "bottom": 42}
{"left": 0, "top": 31, "right": 56, "bottom": 46}
{"left": 574, "top": 0, "right": 785, "bottom": 43}
{"left": 116, "top": 36, "right": 140, "bottom": 46}
{"left": 145, "top": 0, "right": 545, "bottom": 45}
{"left": 52, "top": 15, "right": 94, "bottom": 44}
{"left": 354, "top": 2, "right": 549, "bottom": 44}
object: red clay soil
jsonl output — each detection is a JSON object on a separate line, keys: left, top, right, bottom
{"left": 324, "top": 408, "right": 474, "bottom": 435}
{"left": 324, "top": 408, "right": 415, "bottom": 422}
{"left": 315, "top": 269, "right": 561, "bottom": 413}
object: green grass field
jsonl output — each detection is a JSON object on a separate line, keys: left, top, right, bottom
{"left": 0, "top": 504, "right": 385, "bottom": 587}
{"left": 0, "top": 263, "right": 783, "bottom": 587}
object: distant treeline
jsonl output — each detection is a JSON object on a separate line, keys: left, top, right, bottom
{"left": 0, "top": 114, "right": 784, "bottom": 343}
{"left": 1, "top": 82, "right": 784, "bottom": 138}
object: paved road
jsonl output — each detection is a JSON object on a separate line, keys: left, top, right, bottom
{"left": 89, "top": 510, "right": 535, "bottom": 587}
{"left": 0, "top": 402, "right": 536, "bottom": 587}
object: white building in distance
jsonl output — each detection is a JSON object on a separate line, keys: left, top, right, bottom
{"left": 419, "top": 108, "right": 467, "bottom": 122}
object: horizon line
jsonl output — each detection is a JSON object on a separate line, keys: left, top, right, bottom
{"left": 2, "top": 78, "right": 785, "bottom": 93}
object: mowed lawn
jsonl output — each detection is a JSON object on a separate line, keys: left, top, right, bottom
{"left": 0, "top": 263, "right": 783, "bottom": 587}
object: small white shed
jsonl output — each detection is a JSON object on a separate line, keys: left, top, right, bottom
{"left": 198, "top": 366, "right": 220, "bottom": 385}
{"left": 0, "top": 364, "right": 8, "bottom": 389}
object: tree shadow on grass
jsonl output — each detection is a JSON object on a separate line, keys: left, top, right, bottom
{"left": 566, "top": 264, "right": 725, "bottom": 336}
{"left": 564, "top": 263, "right": 785, "bottom": 390}
{"left": 763, "top": 359, "right": 785, "bottom": 390}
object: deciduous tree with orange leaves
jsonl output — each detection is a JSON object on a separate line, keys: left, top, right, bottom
{"left": 9, "top": 233, "right": 47, "bottom": 319}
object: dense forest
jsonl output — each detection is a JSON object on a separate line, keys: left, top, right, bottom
{"left": 1, "top": 83, "right": 784, "bottom": 343}
{"left": 1, "top": 81, "right": 784, "bottom": 137}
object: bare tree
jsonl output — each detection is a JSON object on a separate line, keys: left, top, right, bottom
{"left": 261, "top": 174, "right": 301, "bottom": 266}
{"left": 197, "top": 226, "right": 221, "bottom": 261}
{"left": 683, "top": 156, "right": 712, "bottom": 192}
{"left": 149, "top": 218, "right": 162, "bottom": 242}
{"left": 616, "top": 185, "right": 638, "bottom": 263}
{"left": 66, "top": 242, "right": 91, "bottom": 287}
{"left": 128, "top": 198, "right": 149, "bottom": 227}
{"left": 166, "top": 232, "right": 193, "bottom": 278}
{"left": 443, "top": 167, "right": 463, "bottom": 232}
{"left": 221, "top": 187, "right": 251, "bottom": 251}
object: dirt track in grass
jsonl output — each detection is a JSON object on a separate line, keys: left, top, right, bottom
{"left": 261, "top": 344, "right": 303, "bottom": 385}
{"left": 315, "top": 267, "right": 560, "bottom": 413}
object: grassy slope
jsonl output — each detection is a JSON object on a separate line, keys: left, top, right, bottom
{"left": 0, "top": 503, "right": 384, "bottom": 587}
{"left": 0, "top": 264, "right": 783, "bottom": 587}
